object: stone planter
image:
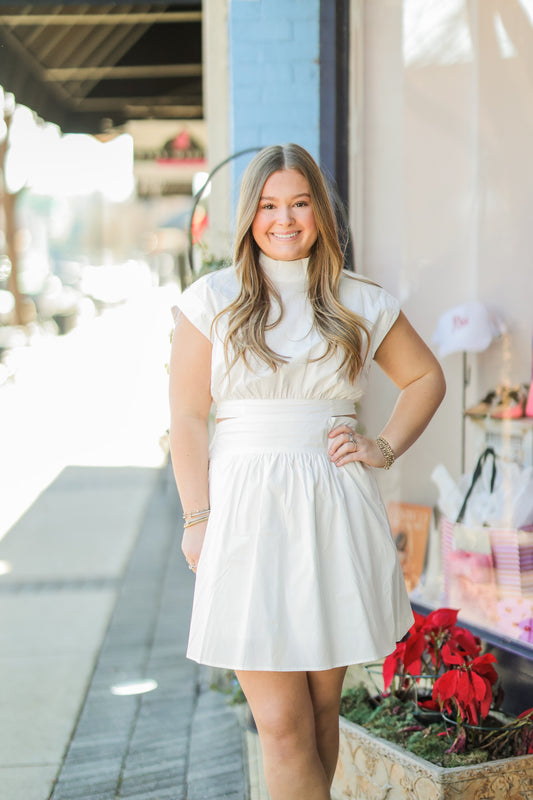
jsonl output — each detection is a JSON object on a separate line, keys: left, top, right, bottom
{"left": 333, "top": 715, "right": 533, "bottom": 800}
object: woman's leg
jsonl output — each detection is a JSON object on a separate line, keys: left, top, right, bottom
{"left": 235, "top": 670, "right": 330, "bottom": 800}
{"left": 307, "top": 667, "right": 348, "bottom": 786}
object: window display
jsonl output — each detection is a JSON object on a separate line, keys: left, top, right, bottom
{"left": 423, "top": 406, "right": 533, "bottom": 651}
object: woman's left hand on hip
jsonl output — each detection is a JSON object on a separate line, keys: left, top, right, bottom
{"left": 327, "top": 424, "right": 386, "bottom": 469}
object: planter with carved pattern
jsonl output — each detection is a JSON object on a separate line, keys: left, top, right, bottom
{"left": 332, "top": 715, "right": 533, "bottom": 800}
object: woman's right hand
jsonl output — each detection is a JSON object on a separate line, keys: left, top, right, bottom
{"left": 182, "top": 521, "right": 208, "bottom": 574}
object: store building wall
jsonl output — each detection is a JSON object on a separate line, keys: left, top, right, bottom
{"left": 203, "top": 0, "right": 321, "bottom": 255}
{"left": 228, "top": 0, "right": 320, "bottom": 159}
{"left": 202, "top": 0, "right": 231, "bottom": 257}
{"left": 350, "top": 0, "right": 533, "bottom": 503}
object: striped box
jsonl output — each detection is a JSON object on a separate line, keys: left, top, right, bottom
{"left": 441, "top": 518, "right": 533, "bottom": 639}
{"left": 491, "top": 529, "right": 533, "bottom": 595}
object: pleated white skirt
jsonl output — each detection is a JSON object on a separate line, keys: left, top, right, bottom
{"left": 186, "top": 399, "right": 413, "bottom": 671}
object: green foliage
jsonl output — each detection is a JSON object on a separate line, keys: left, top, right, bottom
{"left": 340, "top": 684, "right": 496, "bottom": 768}
{"left": 338, "top": 684, "right": 377, "bottom": 725}
{"left": 210, "top": 670, "right": 247, "bottom": 705}
{"left": 230, "top": 683, "right": 247, "bottom": 705}
{"left": 194, "top": 252, "right": 232, "bottom": 280}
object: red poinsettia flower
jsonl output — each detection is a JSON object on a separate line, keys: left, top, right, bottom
{"left": 421, "top": 609, "right": 461, "bottom": 668}
{"left": 423, "top": 608, "right": 459, "bottom": 631}
{"left": 382, "top": 632, "right": 428, "bottom": 691}
{"left": 418, "top": 697, "right": 440, "bottom": 712}
{"left": 383, "top": 609, "right": 476, "bottom": 690}
{"left": 471, "top": 653, "right": 499, "bottom": 685}
{"left": 433, "top": 653, "right": 498, "bottom": 725}
{"left": 441, "top": 628, "right": 481, "bottom": 666}
{"left": 441, "top": 642, "right": 467, "bottom": 666}
{"left": 411, "top": 610, "right": 428, "bottom": 631}
{"left": 383, "top": 608, "right": 485, "bottom": 710}
{"left": 403, "top": 631, "right": 427, "bottom": 673}
{"left": 383, "top": 642, "right": 406, "bottom": 692}
{"left": 449, "top": 626, "right": 481, "bottom": 656}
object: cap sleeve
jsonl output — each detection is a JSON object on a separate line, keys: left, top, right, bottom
{"left": 370, "top": 288, "right": 401, "bottom": 358}
{"left": 340, "top": 273, "right": 401, "bottom": 360}
{"left": 173, "top": 275, "right": 215, "bottom": 340}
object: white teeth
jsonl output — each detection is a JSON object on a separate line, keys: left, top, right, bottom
{"left": 271, "top": 232, "right": 299, "bottom": 240}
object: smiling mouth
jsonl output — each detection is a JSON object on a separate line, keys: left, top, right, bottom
{"left": 270, "top": 231, "right": 300, "bottom": 241}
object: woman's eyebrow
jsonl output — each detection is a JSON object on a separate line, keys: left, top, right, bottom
{"left": 259, "top": 192, "right": 311, "bottom": 201}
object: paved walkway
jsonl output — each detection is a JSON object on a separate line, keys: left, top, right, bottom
{"left": 0, "top": 461, "right": 256, "bottom": 800}
{"left": 0, "top": 287, "right": 270, "bottom": 800}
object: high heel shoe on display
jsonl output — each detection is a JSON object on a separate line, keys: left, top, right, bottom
{"left": 464, "top": 389, "right": 498, "bottom": 418}
{"left": 490, "top": 384, "right": 528, "bottom": 419}
{"left": 464, "top": 384, "right": 528, "bottom": 419}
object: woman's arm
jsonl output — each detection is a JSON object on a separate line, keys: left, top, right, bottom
{"left": 169, "top": 311, "right": 213, "bottom": 568}
{"left": 329, "top": 312, "right": 446, "bottom": 468}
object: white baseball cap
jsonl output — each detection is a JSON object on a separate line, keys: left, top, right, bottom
{"left": 432, "top": 301, "right": 506, "bottom": 357}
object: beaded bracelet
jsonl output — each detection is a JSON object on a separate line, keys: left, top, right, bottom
{"left": 375, "top": 435, "right": 396, "bottom": 470}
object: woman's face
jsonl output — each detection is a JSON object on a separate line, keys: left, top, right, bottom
{"left": 251, "top": 169, "right": 318, "bottom": 261}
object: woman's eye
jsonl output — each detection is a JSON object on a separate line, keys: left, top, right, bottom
{"left": 295, "top": 201, "right": 308, "bottom": 208}
{"left": 261, "top": 203, "right": 274, "bottom": 210}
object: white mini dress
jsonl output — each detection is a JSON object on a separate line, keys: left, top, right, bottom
{"left": 175, "top": 253, "right": 414, "bottom": 671}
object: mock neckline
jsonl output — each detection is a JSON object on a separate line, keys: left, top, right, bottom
{"left": 258, "top": 252, "right": 309, "bottom": 283}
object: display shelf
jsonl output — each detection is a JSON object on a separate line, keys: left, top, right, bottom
{"left": 466, "top": 415, "right": 533, "bottom": 467}
{"left": 411, "top": 598, "right": 533, "bottom": 659}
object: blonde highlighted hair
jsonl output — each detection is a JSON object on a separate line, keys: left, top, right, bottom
{"left": 214, "top": 143, "right": 370, "bottom": 383}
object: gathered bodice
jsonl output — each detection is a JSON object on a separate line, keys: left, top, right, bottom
{"left": 175, "top": 254, "right": 400, "bottom": 407}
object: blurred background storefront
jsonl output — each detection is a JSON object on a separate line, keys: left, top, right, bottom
{"left": 342, "top": 0, "right": 533, "bottom": 695}
{"left": 348, "top": 0, "right": 533, "bottom": 497}
{"left": 0, "top": 2, "right": 207, "bottom": 539}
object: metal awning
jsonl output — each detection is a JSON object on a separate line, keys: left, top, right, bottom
{"left": 0, "top": 1, "right": 202, "bottom": 133}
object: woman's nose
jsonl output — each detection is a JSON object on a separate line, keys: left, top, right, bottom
{"left": 278, "top": 206, "right": 294, "bottom": 225}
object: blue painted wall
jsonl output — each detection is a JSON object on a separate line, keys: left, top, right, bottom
{"left": 228, "top": 0, "right": 320, "bottom": 199}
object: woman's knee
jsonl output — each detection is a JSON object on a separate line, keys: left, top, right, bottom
{"left": 236, "top": 671, "right": 320, "bottom": 758}
{"left": 255, "top": 700, "right": 315, "bottom": 751}
{"left": 244, "top": 690, "right": 316, "bottom": 755}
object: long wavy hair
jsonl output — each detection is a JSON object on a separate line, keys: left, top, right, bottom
{"left": 214, "top": 143, "right": 370, "bottom": 383}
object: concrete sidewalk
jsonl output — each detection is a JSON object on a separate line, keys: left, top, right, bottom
{"left": 0, "top": 461, "right": 253, "bottom": 800}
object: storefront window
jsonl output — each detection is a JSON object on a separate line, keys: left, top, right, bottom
{"left": 350, "top": 0, "right": 533, "bottom": 650}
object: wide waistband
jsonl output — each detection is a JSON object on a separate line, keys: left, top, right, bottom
{"left": 211, "top": 399, "right": 357, "bottom": 455}
{"left": 216, "top": 398, "right": 356, "bottom": 418}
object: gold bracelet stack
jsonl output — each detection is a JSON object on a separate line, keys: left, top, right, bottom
{"left": 375, "top": 436, "right": 396, "bottom": 470}
{"left": 183, "top": 507, "right": 210, "bottom": 529}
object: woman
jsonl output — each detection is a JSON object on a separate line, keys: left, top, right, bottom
{"left": 169, "top": 143, "right": 445, "bottom": 800}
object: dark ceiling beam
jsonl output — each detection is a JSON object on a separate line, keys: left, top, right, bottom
{"left": 43, "top": 6, "right": 154, "bottom": 99}
{"left": 77, "top": 101, "right": 203, "bottom": 117}
{"left": 0, "top": 37, "right": 70, "bottom": 129}
{"left": 0, "top": 11, "right": 201, "bottom": 24}
{"left": 17, "top": 4, "right": 151, "bottom": 66}
{"left": 25, "top": 21, "right": 76, "bottom": 54}
{"left": 44, "top": 64, "right": 202, "bottom": 81}
{"left": 72, "top": 96, "right": 203, "bottom": 108}
{"left": 0, "top": 2, "right": 203, "bottom": 132}
{"left": 31, "top": 5, "right": 101, "bottom": 62}
{"left": 4, "top": 0, "right": 196, "bottom": 4}
{"left": 20, "top": 2, "right": 73, "bottom": 47}
{"left": 73, "top": 5, "right": 162, "bottom": 101}
{"left": 0, "top": 19, "right": 74, "bottom": 106}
